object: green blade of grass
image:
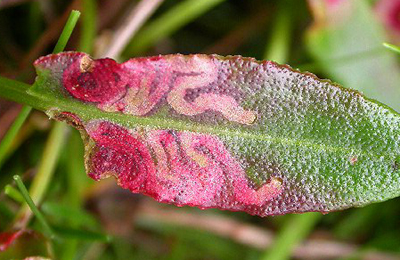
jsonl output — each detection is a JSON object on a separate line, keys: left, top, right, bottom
{"left": 4, "top": 184, "right": 24, "bottom": 203}
{"left": 12, "top": 10, "right": 80, "bottom": 231}
{"left": 53, "top": 10, "right": 81, "bottom": 54}
{"left": 14, "top": 121, "right": 68, "bottom": 228}
{"left": 124, "top": 0, "right": 225, "bottom": 56}
{"left": 53, "top": 226, "right": 111, "bottom": 242}
{"left": 261, "top": 213, "right": 321, "bottom": 260}
{"left": 0, "top": 10, "right": 80, "bottom": 172}
{"left": 28, "top": 1, "right": 41, "bottom": 44}
{"left": 79, "top": 0, "right": 96, "bottom": 53}
{"left": 383, "top": 42, "right": 400, "bottom": 55}
{"left": 13, "top": 175, "right": 55, "bottom": 239}
{"left": 62, "top": 5, "right": 96, "bottom": 259}
{"left": 0, "top": 106, "right": 32, "bottom": 170}
{"left": 263, "top": 0, "right": 292, "bottom": 63}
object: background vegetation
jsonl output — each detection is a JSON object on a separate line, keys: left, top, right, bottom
{"left": 0, "top": 0, "right": 399, "bottom": 259}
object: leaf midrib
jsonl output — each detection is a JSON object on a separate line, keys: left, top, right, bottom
{"left": 36, "top": 91, "right": 373, "bottom": 158}
{"left": 0, "top": 76, "right": 392, "bottom": 160}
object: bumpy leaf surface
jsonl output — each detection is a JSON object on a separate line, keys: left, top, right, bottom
{"left": 31, "top": 52, "right": 400, "bottom": 216}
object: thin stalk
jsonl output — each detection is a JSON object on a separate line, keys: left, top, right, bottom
{"left": 263, "top": 1, "right": 291, "bottom": 63}
{"left": 4, "top": 184, "right": 24, "bottom": 203}
{"left": 0, "top": 106, "right": 32, "bottom": 170}
{"left": 383, "top": 42, "right": 400, "bottom": 54}
{"left": 29, "top": 1, "right": 41, "bottom": 45}
{"left": 12, "top": 10, "right": 80, "bottom": 231}
{"left": 124, "top": 0, "right": 225, "bottom": 56}
{"left": 79, "top": 0, "right": 97, "bottom": 53}
{"left": 13, "top": 175, "right": 55, "bottom": 240}
{"left": 0, "top": 10, "right": 80, "bottom": 172}
{"left": 14, "top": 121, "right": 68, "bottom": 229}
{"left": 53, "top": 10, "right": 81, "bottom": 53}
{"left": 260, "top": 213, "right": 321, "bottom": 260}
{"left": 0, "top": 77, "right": 40, "bottom": 108}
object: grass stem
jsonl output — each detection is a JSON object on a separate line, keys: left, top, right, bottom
{"left": 11, "top": 9, "right": 80, "bottom": 231}
{"left": 263, "top": 0, "right": 291, "bottom": 63}
{"left": 4, "top": 184, "right": 24, "bottom": 203}
{"left": 13, "top": 175, "right": 55, "bottom": 240}
{"left": 13, "top": 121, "right": 68, "bottom": 229}
{"left": 53, "top": 10, "right": 81, "bottom": 54}
{"left": 79, "top": 0, "right": 96, "bottom": 54}
{"left": 0, "top": 106, "right": 32, "bottom": 170}
{"left": 261, "top": 213, "right": 321, "bottom": 260}
{"left": 383, "top": 42, "right": 400, "bottom": 55}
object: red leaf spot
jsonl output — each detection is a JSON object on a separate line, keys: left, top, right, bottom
{"left": 88, "top": 121, "right": 156, "bottom": 192}
{"left": 85, "top": 121, "right": 283, "bottom": 211}
{"left": 63, "top": 55, "right": 127, "bottom": 103}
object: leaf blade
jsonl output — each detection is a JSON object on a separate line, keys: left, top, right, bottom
{"left": 29, "top": 52, "right": 400, "bottom": 216}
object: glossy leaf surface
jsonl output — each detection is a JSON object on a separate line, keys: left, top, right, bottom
{"left": 30, "top": 52, "right": 400, "bottom": 216}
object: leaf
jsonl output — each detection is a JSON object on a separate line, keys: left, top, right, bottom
{"left": 30, "top": 52, "right": 400, "bottom": 217}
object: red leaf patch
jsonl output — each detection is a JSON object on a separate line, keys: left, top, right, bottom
{"left": 86, "top": 120, "right": 283, "bottom": 212}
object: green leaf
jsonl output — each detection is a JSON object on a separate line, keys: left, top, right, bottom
{"left": 2, "top": 51, "right": 400, "bottom": 217}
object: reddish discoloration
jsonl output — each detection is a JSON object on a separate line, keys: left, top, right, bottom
{"left": 0, "top": 230, "right": 23, "bottom": 251}
{"left": 376, "top": 0, "right": 400, "bottom": 34}
{"left": 86, "top": 121, "right": 282, "bottom": 210}
{"left": 35, "top": 53, "right": 256, "bottom": 125}
{"left": 349, "top": 155, "right": 358, "bottom": 165}
{"left": 53, "top": 111, "right": 84, "bottom": 129}
{"left": 86, "top": 121, "right": 156, "bottom": 193}
{"left": 62, "top": 56, "right": 127, "bottom": 103}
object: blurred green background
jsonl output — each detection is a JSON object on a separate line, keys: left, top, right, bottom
{"left": 0, "top": 0, "right": 400, "bottom": 259}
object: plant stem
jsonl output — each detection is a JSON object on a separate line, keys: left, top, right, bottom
{"left": 14, "top": 121, "right": 68, "bottom": 229}
{"left": 53, "top": 10, "right": 81, "bottom": 53}
{"left": 79, "top": 0, "right": 96, "bottom": 54}
{"left": 260, "top": 213, "right": 321, "bottom": 260}
{"left": 13, "top": 175, "right": 56, "bottom": 240}
{"left": 4, "top": 184, "right": 24, "bottom": 203}
{"left": 11, "top": 9, "right": 80, "bottom": 231}
{"left": 383, "top": 42, "right": 400, "bottom": 54}
{"left": 0, "top": 10, "right": 80, "bottom": 172}
{"left": 60, "top": 5, "right": 96, "bottom": 259}
{"left": 124, "top": 0, "right": 225, "bottom": 56}
{"left": 0, "top": 106, "right": 32, "bottom": 170}
{"left": 263, "top": 0, "right": 291, "bottom": 63}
